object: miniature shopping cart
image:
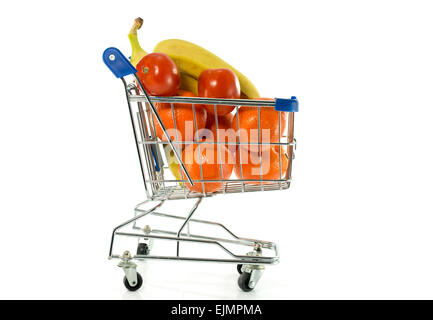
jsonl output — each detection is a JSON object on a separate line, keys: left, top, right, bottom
{"left": 103, "top": 47, "right": 298, "bottom": 292}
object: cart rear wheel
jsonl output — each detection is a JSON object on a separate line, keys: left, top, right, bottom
{"left": 238, "top": 272, "right": 254, "bottom": 292}
{"left": 237, "top": 264, "right": 243, "bottom": 274}
{"left": 123, "top": 272, "right": 143, "bottom": 291}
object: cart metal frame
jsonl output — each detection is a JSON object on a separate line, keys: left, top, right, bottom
{"left": 103, "top": 47, "right": 298, "bottom": 291}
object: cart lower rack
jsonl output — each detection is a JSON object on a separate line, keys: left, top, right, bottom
{"left": 103, "top": 47, "right": 298, "bottom": 292}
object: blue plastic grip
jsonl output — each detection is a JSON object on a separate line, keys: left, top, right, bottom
{"left": 103, "top": 47, "right": 137, "bottom": 78}
{"left": 275, "top": 96, "right": 299, "bottom": 112}
{"left": 150, "top": 145, "right": 160, "bottom": 172}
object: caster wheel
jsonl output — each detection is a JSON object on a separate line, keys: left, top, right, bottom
{"left": 237, "top": 264, "right": 243, "bottom": 274}
{"left": 137, "top": 243, "right": 150, "bottom": 255}
{"left": 238, "top": 272, "right": 254, "bottom": 292}
{"left": 123, "top": 272, "right": 143, "bottom": 291}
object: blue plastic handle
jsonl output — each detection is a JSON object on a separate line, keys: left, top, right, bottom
{"left": 275, "top": 96, "right": 299, "bottom": 112}
{"left": 150, "top": 145, "right": 160, "bottom": 172}
{"left": 103, "top": 47, "right": 137, "bottom": 78}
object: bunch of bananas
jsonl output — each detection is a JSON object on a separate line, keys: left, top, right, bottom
{"left": 128, "top": 17, "right": 260, "bottom": 98}
{"left": 128, "top": 17, "right": 260, "bottom": 181}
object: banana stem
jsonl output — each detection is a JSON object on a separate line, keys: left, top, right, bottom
{"left": 129, "top": 17, "right": 143, "bottom": 35}
{"left": 128, "top": 17, "right": 147, "bottom": 66}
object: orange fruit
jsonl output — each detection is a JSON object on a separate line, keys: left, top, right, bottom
{"left": 153, "top": 90, "right": 207, "bottom": 143}
{"left": 180, "top": 143, "right": 234, "bottom": 193}
{"left": 234, "top": 146, "right": 288, "bottom": 184}
{"left": 202, "top": 113, "right": 236, "bottom": 154}
{"left": 232, "top": 98, "right": 287, "bottom": 152}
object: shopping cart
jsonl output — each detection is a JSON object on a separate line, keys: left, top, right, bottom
{"left": 103, "top": 47, "right": 298, "bottom": 292}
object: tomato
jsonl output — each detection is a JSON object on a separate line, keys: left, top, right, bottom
{"left": 198, "top": 68, "right": 240, "bottom": 116}
{"left": 136, "top": 53, "right": 180, "bottom": 96}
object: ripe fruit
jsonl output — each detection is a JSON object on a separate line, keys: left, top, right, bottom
{"left": 203, "top": 113, "right": 236, "bottom": 154}
{"left": 180, "top": 143, "right": 234, "bottom": 193}
{"left": 153, "top": 90, "right": 207, "bottom": 142}
{"left": 163, "top": 144, "right": 183, "bottom": 185}
{"left": 136, "top": 53, "right": 180, "bottom": 96}
{"left": 232, "top": 98, "right": 287, "bottom": 152}
{"left": 128, "top": 18, "right": 147, "bottom": 67}
{"left": 179, "top": 72, "right": 198, "bottom": 95}
{"left": 198, "top": 68, "right": 240, "bottom": 116}
{"left": 153, "top": 39, "right": 260, "bottom": 99}
{"left": 234, "top": 146, "right": 288, "bottom": 184}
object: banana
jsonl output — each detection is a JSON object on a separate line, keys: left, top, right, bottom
{"left": 153, "top": 39, "right": 260, "bottom": 99}
{"left": 179, "top": 72, "right": 198, "bottom": 95}
{"left": 163, "top": 145, "right": 183, "bottom": 186}
{"left": 128, "top": 18, "right": 147, "bottom": 67}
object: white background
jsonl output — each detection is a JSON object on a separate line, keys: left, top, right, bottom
{"left": 0, "top": 0, "right": 432, "bottom": 299}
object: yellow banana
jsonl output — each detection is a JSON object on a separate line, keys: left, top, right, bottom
{"left": 179, "top": 72, "right": 198, "bottom": 95}
{"left": 128, "top": 18, "right": 147, "bottom": 67}
{"left": 163, "top": 145, "right": 183, "bottom": 186}
{"left": 153, "top": 39, "right": 260, "bottom": 99}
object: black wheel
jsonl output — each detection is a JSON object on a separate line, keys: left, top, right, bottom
{"left": 123, "top": 272, "right": 143, "bottom": 291}
{"left": 137, "top": 243, "right": 150, "bottom": 255}
{"left": 237, "top": 264, "right": 243, "bottom": 274}
{"left": 238, "top": 272, "right": 254, "bottom": 292}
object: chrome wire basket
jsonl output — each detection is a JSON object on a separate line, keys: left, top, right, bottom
{"left": 103, "top": 47, "right": 298, "bottom": 292}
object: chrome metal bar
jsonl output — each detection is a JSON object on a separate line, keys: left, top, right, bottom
{"left": 132, "top": 74, "right": 193, "bottom": 185}
{"left": 192, "top": 104, "right": 206, "bottom": 195}
{"left": 150, "top": 228, "right": 275, "bottom": 249}
{"left": 235, "top": 106, "right": 246, "bottom": 192}
{"left": 109, "top": 200, "right": 164, "bottom": 257}
{"left": 176, "top": 198, "right": 202, "bottom": 256}
{"left": 134, "top": 207, "right": 276, "bottom": 247}
{"left": 214, "top": 105, "right": 227, "bottom": 194}
{"left": 111, "top": 255, "right": 279, "bottom": 265}
{"left": 257, "top": 104, "right": 264, "bottom": 192}
{"left": 130, "top": 96, "right": 277, "bottom": 106}
{"left": 138, "top": 140, "right": 296, "bottom": 146}
{"left": 142, "top": 178, "right": 292, "bottom": 183}
{"left": 137, "top": 110, "right": 158, "bottom": 194}
{"left": 137, "top": 210, "right": 240, "bottom": 239}
{"left": 121, "top": 78, "right": 150, "bottom": 198}
{"left": 170, "top": 102, "right": 187, "bottom": 199}
{"left": 114, "top": 232, "right": 276, "bottom": 261}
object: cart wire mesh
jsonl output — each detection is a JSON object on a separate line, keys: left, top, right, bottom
{"left": 122, "top": 77, "right": 296, "bottom": 201}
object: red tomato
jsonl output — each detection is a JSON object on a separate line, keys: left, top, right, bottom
{"left": 198, "top": 68, "right": 240, "bottom": 116}
{"left": 136, "top": 53, "right": 180, "bottom": 96}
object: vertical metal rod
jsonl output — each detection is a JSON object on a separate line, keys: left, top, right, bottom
{"left": 121, "top": 78, "right": 150, "bottom": 198}
{"left": 143, "top": 101, "right": 165, "bottom": 191}
{"left": 235, "top": 106, "right": 246, "bottom": 192}
{"left": 133, "top": 74, "right": 193, "bottom": 185}
{"left": 287, "top": 112, "right": 295, "bottom": 180}
{"left": 257, "top": 105, "right": 264, "bottom": 191}
{"left": 186, "top": 223, "right": 191, "bottom": 237}
{"left": 278, "top": 111, "right": 283, "bottom": 190}
{"left": 170, "top": 103, "right": 187, "bottom": 199}
{"left": 191, "top": 104, "right": 206, "bottom": 195}
{"left": 109, "top": 200, "right": 165, "bottom": 258}
{"left": 176, "top": 198, "right": 202, "bottom": 256}
{"left": 214, "top": 105, "right": 226, "bottom": 194}
{"left": 137, "top": 110, "right": 158, "bottom": 193}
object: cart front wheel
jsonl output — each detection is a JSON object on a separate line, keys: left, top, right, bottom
{"left": 238, "top": 272, "right": 254, "bottom": 292}
{"left": 123, "top": 272, "right": 143, "bottom": 291}
{"left": 237, "top": 264, "right": 243, "bottom": 274}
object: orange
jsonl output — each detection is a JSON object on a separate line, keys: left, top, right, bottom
{"left": 232, "top": 98, "right": 287, "bottom": 152}
{"left": 202, "top": 113, "right": 236, "bottom": 154}
{"left": 234, "top": 146, "right": 288, "bottom": 185}
{"left": 180, "top": 143, "right": 234, "bottom": 193}
{"left": 153, "top": 90, "right": 207, "bottom": 143}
